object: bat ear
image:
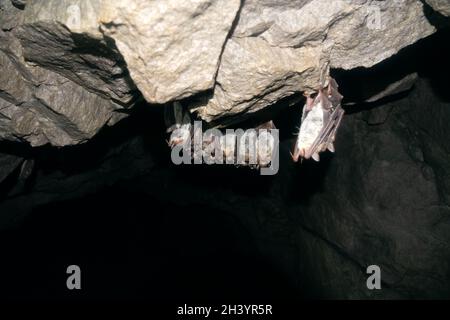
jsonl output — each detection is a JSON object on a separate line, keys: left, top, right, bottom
{"left": 327, "top": 143, "right": 335, "bottom": 153}
{"left": 312, "top": 152, "right": 320, "bottom": 162}
{"left": 166, "top": 124, "right": 178, "bottom": 133}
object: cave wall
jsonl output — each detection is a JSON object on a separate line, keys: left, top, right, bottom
{"left": 1, "top": 0, "right": 450, "bottom": 300}
{"left": 2, "top": 74, "right": 449, "bottom": 299}
{"left": 291, "top": 77, "right": 450, "bottom": 299}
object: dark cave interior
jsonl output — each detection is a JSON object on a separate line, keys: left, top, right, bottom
{"left": 1, "top": 24, "right": 450, "bottom": 301}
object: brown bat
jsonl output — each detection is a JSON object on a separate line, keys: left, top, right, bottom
{"left": 164, "top": 101, "right": 277, "bottom": 168}
{"left": 164, "top": 101, "right": 193, "bottom": 148}
{"left": 292, "top": 77, "right": 345, "bottom": 162}
{"left": 234, "top": 120, "right": 277, "bottom": 168}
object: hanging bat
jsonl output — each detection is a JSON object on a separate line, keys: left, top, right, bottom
{"left": 292, "top": 77, "right": 345, "bottom": 162}
{"left": 164, "top": 101, "right": 193, "bottom": 148}
{"left": 234, "top": 120, "right": 277, "bottom": 168}
{"left": 164, "top": 101, "right": 277, "bottom": 168}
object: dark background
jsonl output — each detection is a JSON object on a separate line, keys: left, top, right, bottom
{"left": 1, "top": 21, "right": 450, "bottom": 301}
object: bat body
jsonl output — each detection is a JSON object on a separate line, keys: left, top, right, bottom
{"left": 292, "top": 77, "right": 344, "bottom": 162}
{"left": 235, "top": 121, "right": 277, "bottom": 168}
{"left": 254, "top": 121, "right": 276, "bottom": 168}
{"left": 164, "top": 102, "right": 276, "bottom": 168}
{"left": 165, "top": 101, "right": 193, "bottom": 148}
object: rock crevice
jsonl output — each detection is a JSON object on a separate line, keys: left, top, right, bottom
{"left": 0, "top": 0, "right": 442, "bottom": 145}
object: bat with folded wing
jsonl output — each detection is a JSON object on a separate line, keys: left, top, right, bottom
{"left": 292, "top": 77, "right": 345, "bottom": 162}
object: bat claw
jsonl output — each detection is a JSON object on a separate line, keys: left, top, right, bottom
{"left": 290, "top": 151, "right": 296, "bottom": 162}
{"left": 327, "top": 143, "right": 335, "bottom": 153}
{"left": 312, "top": 153, "right": 320, "bottom": 162}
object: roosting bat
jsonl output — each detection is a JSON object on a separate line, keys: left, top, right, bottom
{"left": 164, "top": 101, "right": 193, "bottom": 148}
{"left": 164, "top": 102, "right": 277, "bottom": 168}
{"left": 292, "top": 77, "right": 345, "bottom": 162}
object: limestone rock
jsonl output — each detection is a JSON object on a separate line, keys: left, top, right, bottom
{"left": 191, "top": 37, "right": 326, "bottom": 123}
{"left": 0, "top": 0, "right": 24, "bottom": 31}
{"left": 0, "top": 31, "right": 125, "bottom": 146}
{"left": 0, "top": 0, "right": 138, "bottom": 146}
{"left": 0, "top": 0, "right": 441, "bottom": 145}
{"left": 0, "top": 0, "right": 240, "bottom": 146}
{"left": 16, "top": 21, "right": 136, "bottom": 105}
{"left": 364, "top": 73, "right": 418, "bottom": 103}
{"left": 293, "top": 78, "right": 450, "bottom": 298}
{"left": 345, "top": 73, "right": 419, "bottom": 106}
{"left": 11, "top": 0, "right": 26, "bottom": 9}
{"left": 425, "top": 0, "right": 450, "bottom": 16}
{"left": 99, "top": 0, "right": 241, "bottom": 104}
{"left": 194, "top": 0, "right": 435, "bottom": 123}
{"left": 15, "top": 0, "right": 240, "bottom": 104}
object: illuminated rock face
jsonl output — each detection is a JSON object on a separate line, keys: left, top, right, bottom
{"left": 0, "top": 0, "right": 441, "bottom": 146}
{"left": 191, "top": 0, "right": 436, "bottom": 122}
{"left": 0, "top": 1, "right": 135, "bottom": 146}
{"left": 99, "top": 0, "right": 242, "bottom": 104}
{"left": 426, "top": 0, "right": 450, "bottom": 16}
{"left": 0, "top": 29, "right": 127, "bottom": 147}
{"left": 0, "top": 10, "right": 450, "bottom": 298}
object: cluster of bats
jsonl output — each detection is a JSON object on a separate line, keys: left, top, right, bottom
{"left": 165, "top": 77, "right": 345, "bottom": 168}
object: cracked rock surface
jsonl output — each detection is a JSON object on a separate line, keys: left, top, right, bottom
{"left": 0, "top": 0, "right": 450, "bottom": 300}
{"left": 291, "top": 78, "right": 450, "bottom": 298}
{"left": 192, "top": 0, "right": 435, "bottom": 122}
{"left": 0, "top": 30, "right": 128, "bottom": 146}
{"left": 1, "top": 70, "right": 450, "bottom": 298}
{"left": 0, "top": 0, "right": 440, "bottom": 145}
{"left": 426, "top": 0, "right": 450, "bottom": 16}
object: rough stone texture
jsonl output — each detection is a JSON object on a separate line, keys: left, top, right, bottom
{"left": 191, "top": 38, "right": 326, "bottom": 123}
{"left": 0, "top": 30, "right": 126, "bottom": 146}
{"left": 16, "top": 21, "right": 136, "bottom": 105}
{"left": 0, "top": 0, "right": 243, "bottom": 145}
{"left": 0, "top": 0, "right": 441, "bottom": 144}
{"left": 193, "top": 0, "right": 435, "bottom": 123}
{"left": 426, "top": 0, "right": 450, "bottom": 16}
{"left": 291, "top": 78, "right": 450, "bottom": 298}
{"left": 0, "top": 121, "right": 161, "bottom": 228}
{"left": 0, "top": 0, "right": 449, "bottom": 300}
{"left": 1, "top": 75, "right": 450, "bottom": 298}
{"left": 0, "top": 0, "right": 141, "bottom": 146}
{"left": 10, "top": 0, "right": 26, "bottom": 8}
{"left": 363, "top": 73, "right": 418, "bottom": 103}
{"left": 328, "top": 0, "right": 435, "bottom": 69}
{"left": 100, "top": 0, "right": 241, "bottom": 104}
{"left": 0, "top": 152, "right": 22, "bottom": 184}
{"left": 20, "top": 0, "right": 103, "bottom": 34}
{"left": 0, "top": 0, "right": 24, "bottom": 31}
{"left": 13, "top": 0, "right": 240, "bottom": 105}
{"left": 346, "top": 73, "right": 419, "bottom": 105}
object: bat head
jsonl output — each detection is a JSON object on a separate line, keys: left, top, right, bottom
{"left": 168, "top": 123, "right": 192, "bottom": 148}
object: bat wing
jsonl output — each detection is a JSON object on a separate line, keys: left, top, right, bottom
{"left": 304, "top": 104, "right": 344, "bottom": 161}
